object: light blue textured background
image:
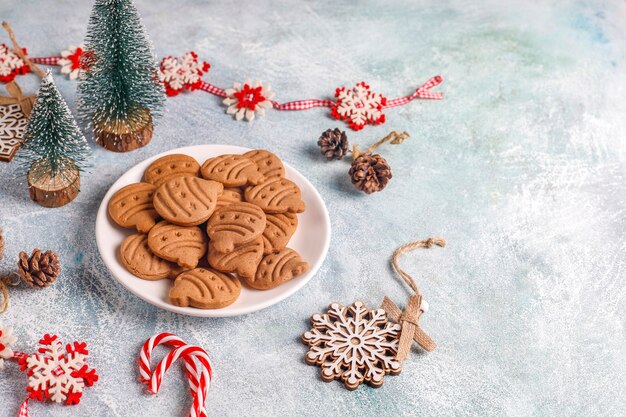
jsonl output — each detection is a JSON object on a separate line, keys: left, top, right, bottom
{"left": 1, "top": 1, "right": 625, "bottom": 416}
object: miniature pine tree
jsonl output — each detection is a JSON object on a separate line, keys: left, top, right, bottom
{"left": 18, "top": 72, "right": 90, "bottom": 207}
{"left": 77, "top": 0, "right": 165, "bottom": 152}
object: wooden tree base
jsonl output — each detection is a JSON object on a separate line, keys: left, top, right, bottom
{"left": 94, "top": 108, "right": 153, "bottom": 153}
{"left": 28, "top": 168, "right": 80, "bottom": 208}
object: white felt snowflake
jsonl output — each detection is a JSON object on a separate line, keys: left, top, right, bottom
{"left": 159, "top": 52, "right": 210, "bottom": 96}
{"left": 58, "top": 44, "right": 86, "bottom": 80}
{"left": 0, "top": 43, "right": 29, "bottom": 83}
{"left": 302, "top": 301, "right": 402, "bottom": 390}
{"left": 223, "top": 80, "right": 275, "bottom": 122}
{"left": 18, "top": 334, "right": 98, "bottom": 406}
{"left": 332, "top": 82, "right": 387, "bottom": 131}
{"left": 0, "top": 324, "right": 17, "bottom": 369}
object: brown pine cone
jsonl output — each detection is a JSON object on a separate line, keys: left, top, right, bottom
{"left": 18, "top": 249, "right": 61, "bottom": 289}
{"left": 349, "top": 153, "right": 392, "bottom": 194}
{"left": 318, "top": 128, "right": 349, "bottom": 160}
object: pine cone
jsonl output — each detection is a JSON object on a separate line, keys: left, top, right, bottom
{"left": 318, "top": 128, "right": 349, "bottom": 160}
{"left": 18, "top": 249, "right": 61, "bottom": 289}
{"left": 349, "top": 153, "right": 392, "bottom": 194}
{"left": 0, "top": 227, "right": 4, "bottom": 261}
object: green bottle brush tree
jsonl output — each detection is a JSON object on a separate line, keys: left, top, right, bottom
{"left": 77, "top": 0, "right": 165, "bottom": 152}
{"left": 18, "top": 71, "right": 90, "bottom": 208}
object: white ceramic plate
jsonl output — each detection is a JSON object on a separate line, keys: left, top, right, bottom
{"left": 95, "top": 145, "right": 330, "bottom": 317}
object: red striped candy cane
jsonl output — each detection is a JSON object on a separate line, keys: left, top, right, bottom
{"left": 139, "top": 333, "right": 213, "bottom": 417}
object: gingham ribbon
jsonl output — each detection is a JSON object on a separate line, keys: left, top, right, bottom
{"left": 199, "top": 78, "right": 442, "bottom": 111}
{"left": 30, "top": 56, "right": 60, "bottom": 66}
{"left": 17, "top": 398, "right": 28, "bottom": 417}
{"left": 384, "top": 75, "right": 444, "bottom": 108}
{"left": 139, "top": 333, "right": 213, "bottom": 417}
{"left": 198, "top": 81, "right": 227, "bottom": 98}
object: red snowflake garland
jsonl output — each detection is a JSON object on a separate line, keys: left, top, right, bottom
{"left": 24, "top": 47, "right": 443, "bottom": 129}
{"left": 0, "top": 44, "right": 30, "bottom": 83}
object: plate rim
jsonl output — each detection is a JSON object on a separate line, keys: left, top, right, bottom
{"left": 95, "top": 144, "right": 331, "bottom": 317}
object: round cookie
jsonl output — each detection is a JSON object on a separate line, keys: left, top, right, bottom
{"left": 262, "top": 213, "right": 298, "bottom": 255}
{"left": 200, "top": 154, "right": 264, "bottom": 187}
{"left": 108, "top": 182, "right": 159, "bottom": 233}
{"left": 244, "top": 248, "right": 309, "bottom": 290}
{"left": 207, "top": 236, "right": 264, "bottom": 278}
{"left": 147, "top": 221, "right": 207, "bottom": 269}
{"left": 120, "top": 234, "right": 175, "bottom": 281}
{"left": 243, "top": 149, "right": 285, "bottom": 178}
{"left": 244, "top": 176, "right": 305, "bottom": 213}
{"left": 206, "top": 202, "right": 266, "bottom": 253}
{"left": 169, "top": 268, "right": 241, "bottom": 309}
{"left": 153, "top": 176, "right": 223, "bottom": 226}
{"left": 216, "top": 187, "right": 244, "bottom": 208}
{"left": 143, "top": 154, "right": 201, "bottom": 187}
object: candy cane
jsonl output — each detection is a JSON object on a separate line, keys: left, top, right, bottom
{"left": 139, "top": 333, "right": 213, "bottom": 417}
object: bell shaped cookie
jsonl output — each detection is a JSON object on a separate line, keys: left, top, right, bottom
{"left": 206, "top": 202, "right": 266, "bottom": 253}
{"left": 169, "top": 268, "right": 241, "bottom": 309}
{"left": 148, "top": 221, "right": 207, "bottom": 269}
{"left": 153, "top": 176, "right": 223, "bottom": 226}
{"left": 144, "top": 154, "right": 201, "bottom": 187}
{"left": 244, "top": 248, "right": 308, "bottom": 290}
{"left": 108, "top": 182, "right": 159, "bottom": 233}
{"left": 244, "top": 176, "right": 305, "bottom": 214}
{"left": 201, "top": 154, "right": 264, "bottom": 187}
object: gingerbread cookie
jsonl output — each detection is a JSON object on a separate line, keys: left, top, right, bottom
{"left": 143, "top": 154, "right": 201, "bottom": 187}
{"left": 120, "top": 234, "right": 175, "bottom": 281}
{"left": 200, "top": 154, "right": 264, "bottom": 187}
{"left": 206, "top": 202, "right": 266, "bottom": 253}
{"left": 169, "top": 268, "right": 241, "bottom": 309}
{"left": 108, "top": 182, "right": 159, "bottom": 233}
{"left": 244, "top": 176, "right": 305, "bottom": 213}
{"left": 147, "top": 221, "right": 207, "bottom": 269}
{"left": 207, "top": 236, "right": 264, "bottom": 278}
{"left": 244, "top": 248, "right": 309, "bottom": 290}
{"left": 153, "top": 176, "right": 223, "bottom": 226}
{"left": 243, "top": 149, "right": 285, "bottom": 178}
{"left": 262, "top": 213, "right": 298, "bottom": 254}
{"left": 216, "top": 187, "right": 244, "bottom": 208}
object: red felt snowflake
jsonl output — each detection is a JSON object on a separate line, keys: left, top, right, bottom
{"left": 159, "top": 51, "right": 211, "bottom": 96}
{"left": 58, "top": 45, "right": 87, "bottom": 80}
{"left": 16, "top": 334, "right": 98, "bottom": 406}
{"left": 0, "top": 44, "right": 30, "bottom": 83}
{"left": 331, "top": 82, "right": 387, "bottom": 131}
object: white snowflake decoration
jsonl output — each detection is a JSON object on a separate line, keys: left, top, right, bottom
{"left": 19, "top": 334, "right": 98, "bottom": 406}
{"left": 0, "top": 103, "right": 28, "bottom": 162}
{"left": 223, "top": 80, "right": 275, "bottom": 122}
{"left": 159, "top": 52, "right": 210, "bottom": 96}
{"left": 0, "top": 43, "right": 29, "bottom": 82}
{"left": 302, "top": 301, "right": 402, "bottom": 390}
{"left": 0, "top": 324, "right": 17, "bottom": 369}
{"left": 332, "top": 82, "right": 387, "bottom": 131}
{"left": 58, "top": 44, "right": 85, "bottom": 80}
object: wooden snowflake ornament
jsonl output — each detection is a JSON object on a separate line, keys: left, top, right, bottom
{"left": 302, "top": 301, "right": 402, "bottom": 390}
{"left": 16, "top": 334, "right": 99, "bottom": 406}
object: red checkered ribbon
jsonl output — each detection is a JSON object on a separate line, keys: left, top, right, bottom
{"left": 198, "top": 81, "right": 226, "bottom": 98}
{"left": 271, "top": 98, "right": 335, "bottom": 111}
{"left": 17, "top": 398, "right": 28, "bottom": 417}
{"left": 30, "top": 56, "right": 59, "bottom": 66}
{"left": 139, "top": 333, "right": 213, "bottom": 417}
{"left": 384, "top": 75, "right": 444, "bottom": 108}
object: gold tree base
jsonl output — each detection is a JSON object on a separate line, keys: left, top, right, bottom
{"left": 28, "top": 168, "right": 80, "bottom": 208}
{"left": 94, "top": 108, "right": 153, "bottom": 153}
